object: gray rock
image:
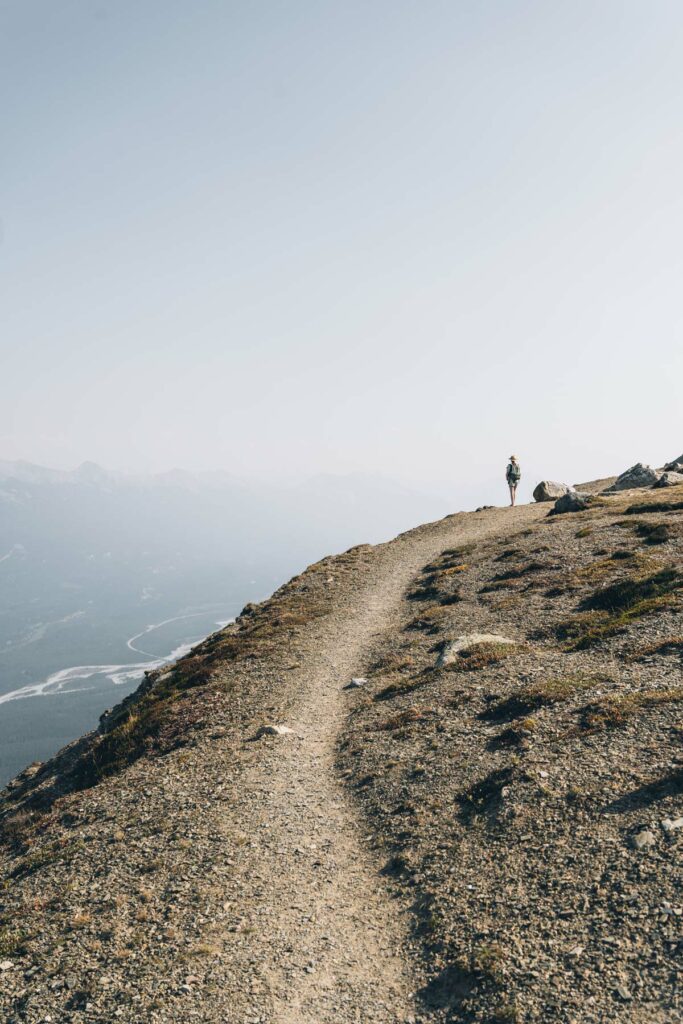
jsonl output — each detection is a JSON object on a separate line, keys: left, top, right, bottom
{"left": 533, "top": 481, "right": 571, "bottom": 503}
{"left": 437, "top": 633, "right": 515, "bottom": 668}
{"left": 661, "top": 816, "right": 683, "bottom": 832}
{"left": 605, "top": 463, "right": 661, "bottom": 492}
{"left": 632, "top": 830, "right": 656, "bottom": 850}
{"left": 653, "top": 471, "right": 683, "bottom": 488}
{"left": 615, "top": 984, "right": 632, "bottom": 1001}
{"left": 550, "top": 491, "right": 590, "bottom": 515}
{"left": 0, "top": 961, "right": 14, "bottom": 971}
{"left": 664, "top": 455, "right": 683, "bottom": 471}
{"left": 344, "top": 678, "right": 367, "bottom": 690}
{"left": 254, "top": 724, "right": 294, "bottom": 739}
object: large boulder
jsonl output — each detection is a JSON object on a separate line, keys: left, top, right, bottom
{"left": 533, "top": 480, "right": 571, "bottom": 503}
{"left": 664, "top": 454, "right": 683, "bottom": 472}
{"left": 436, "top": 633, "right": 515, "bottom": 668}
{"left": 605, "top": 463, "right": 661, "bottom": 492}
{"left": 654, "top": 471, "right": 683, "bottom": 488}
{"left": 550, "top": 490, "right": 590, "bottom": 515}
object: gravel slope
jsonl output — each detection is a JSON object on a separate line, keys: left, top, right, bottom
{"left": 1, "top": 489, "right": 681, "bottom": 1024}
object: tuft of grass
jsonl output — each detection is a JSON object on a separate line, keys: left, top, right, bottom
{"left": 472, "top": 942, "right": 506, "bottom": 982}
{"left": 575, "top": 527, "right": 593, "bottom": 538}
{"left": 0, "top": 926, "right": 29, "bottom": 956}
{"left": 484, "top": 674, "right": 599, "bottom": 720}
{"left": 557, "top": 568, "right": 682, "bottom": 650}
{"left": 369, "top": 652, "right": 415, "bottom": 676}
{"left": 374, "top": 677, "right": 425, "bottom": 701}
{"left": 495, "top": 548, "right": 522, "bottom": 562}
{"left": 375, "top": 707, "right": 429, "bottom": 732}
{"left": 447, "top": 642, "right": 522, "bottom": 672}
{"left": 422, "top": 545, "right": 475, "bottom": 574}
{"left": 574, "top": 551, "right": 642, "bottom": 583}
{"left": 492, "top": 718, "right": 537, "bottom": 748}
{"left": 619, "top": 518, "right": 677, "bottom": 545}
{"left": 579, "top": 688, "right": 683, "bottom": 731}
{"left": 625, "top": 498, "right": 683, "bottom": 515}
{"left": 626, "top": 636, "right": 683, "bottom": 662}
{"left": 405, "top": 605, "right": 449, "bottom": 632}
{"left": 583, "top": 568, "right": 681, "bottom": 613}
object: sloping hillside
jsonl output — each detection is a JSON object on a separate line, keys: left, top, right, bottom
{"left": 1, "top": 485, "right": 682, "bottom": 1024}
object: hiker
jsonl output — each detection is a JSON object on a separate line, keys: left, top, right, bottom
{"left": 506, "top": 455, "right": 521, "bottom": 506}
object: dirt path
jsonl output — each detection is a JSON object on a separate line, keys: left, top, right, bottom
{"left": 214, "top": 505, "right": 544, "bottom": 1023}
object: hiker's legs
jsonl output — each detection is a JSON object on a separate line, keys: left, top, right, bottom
{"left": 509, "top": 483, "right": 517, "bottom": 507}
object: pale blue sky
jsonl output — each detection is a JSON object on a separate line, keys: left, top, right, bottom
{"left": 2, "top": 1, "right": 682, "bottom": 503}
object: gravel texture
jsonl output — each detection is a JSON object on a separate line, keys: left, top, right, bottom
{"left": 1, "top": 487, "right": 681, "bottom": 1023}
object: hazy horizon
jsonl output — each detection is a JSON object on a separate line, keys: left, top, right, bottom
{"left": 3, "top": 2, "right": 682, "bottom": 496}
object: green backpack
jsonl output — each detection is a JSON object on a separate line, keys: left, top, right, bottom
{"left": 508, "top": 461, "right": 521, "bottom": 482}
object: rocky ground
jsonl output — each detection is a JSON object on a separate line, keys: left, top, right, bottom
{"left": 0, "top": 484, "right": 681, "bottom": 1023}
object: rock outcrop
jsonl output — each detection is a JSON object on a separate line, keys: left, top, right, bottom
{"left": 654, "top": 471, "right": 683, "bottom": 488}
{"left": 550, "top": 490, "right": 589, "bottom": 514}
{"left": 533, "top": 480, "right": 571, "bottom": 503}
{"left": 605, "top": 463, "right": 661, "bottom": 491}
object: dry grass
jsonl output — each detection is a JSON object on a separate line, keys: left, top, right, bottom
{"left": 484, "top": 674, "right": 601, "bottom": 720}
{"left": 579, "top": 688, "right": 683, "bottom": 731}
{"left": 374, "top": 676, "right": 426, "bottom": 701}
{"left": 405, "top": 605, "right": 450, "bottom": 632}
{"left": 556, "top": 567, "right": 682, "bottom": 650}
{"left": 446, "top": 642, "right": 523, "bottom": 672}
{"left": 625, "top": 495, "right": 683, "bottom": 515}
{"left": 626, "top": 636, "right": 683, "bottom": 662}
{"left": 375, "top": 707, "right": 429, "bottom": 732}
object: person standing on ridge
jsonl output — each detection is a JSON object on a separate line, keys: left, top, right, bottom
{"left": 506, "top": 455, "right": 521, "bottom": 506}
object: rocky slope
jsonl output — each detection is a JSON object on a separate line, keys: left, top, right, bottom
{"left": 1, "top": 483, "right": 682, "bottom": 1023}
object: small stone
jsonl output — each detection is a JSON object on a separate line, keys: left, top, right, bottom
{"left": 632, "top": 830, "right": 656, "bottom": 850}
{"left": 0, "top": 960, "right": 14, "bottom": 971}
{"left": 662, "top": 816, "right": 683, "bottom": 832}
{"left": 254, "top": 724, "right": 294, "bottom": 739}
{"left": 615, "top": 984, "right": 632, "bottom": 1001}
{"left": 344, "top": 678, "right": 367, "bottom": 689}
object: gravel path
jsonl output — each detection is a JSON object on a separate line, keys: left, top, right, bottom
{"left": 209, "top": 505, "right": 545, "bottom": 1023}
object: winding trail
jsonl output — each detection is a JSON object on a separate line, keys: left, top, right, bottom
{"left": 211, "top": 505, "right": 544, "bottom": 1022}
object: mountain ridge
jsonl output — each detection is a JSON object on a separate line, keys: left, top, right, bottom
{"left": 1, "top": 471, "right": 682, "bottom": 1023}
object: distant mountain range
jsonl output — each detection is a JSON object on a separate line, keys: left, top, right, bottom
{"left": 0, "top": 459, "right": 450, "bottom": 562}
{"left": 0, "top": 457, "right": 452, "bottom": 680}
